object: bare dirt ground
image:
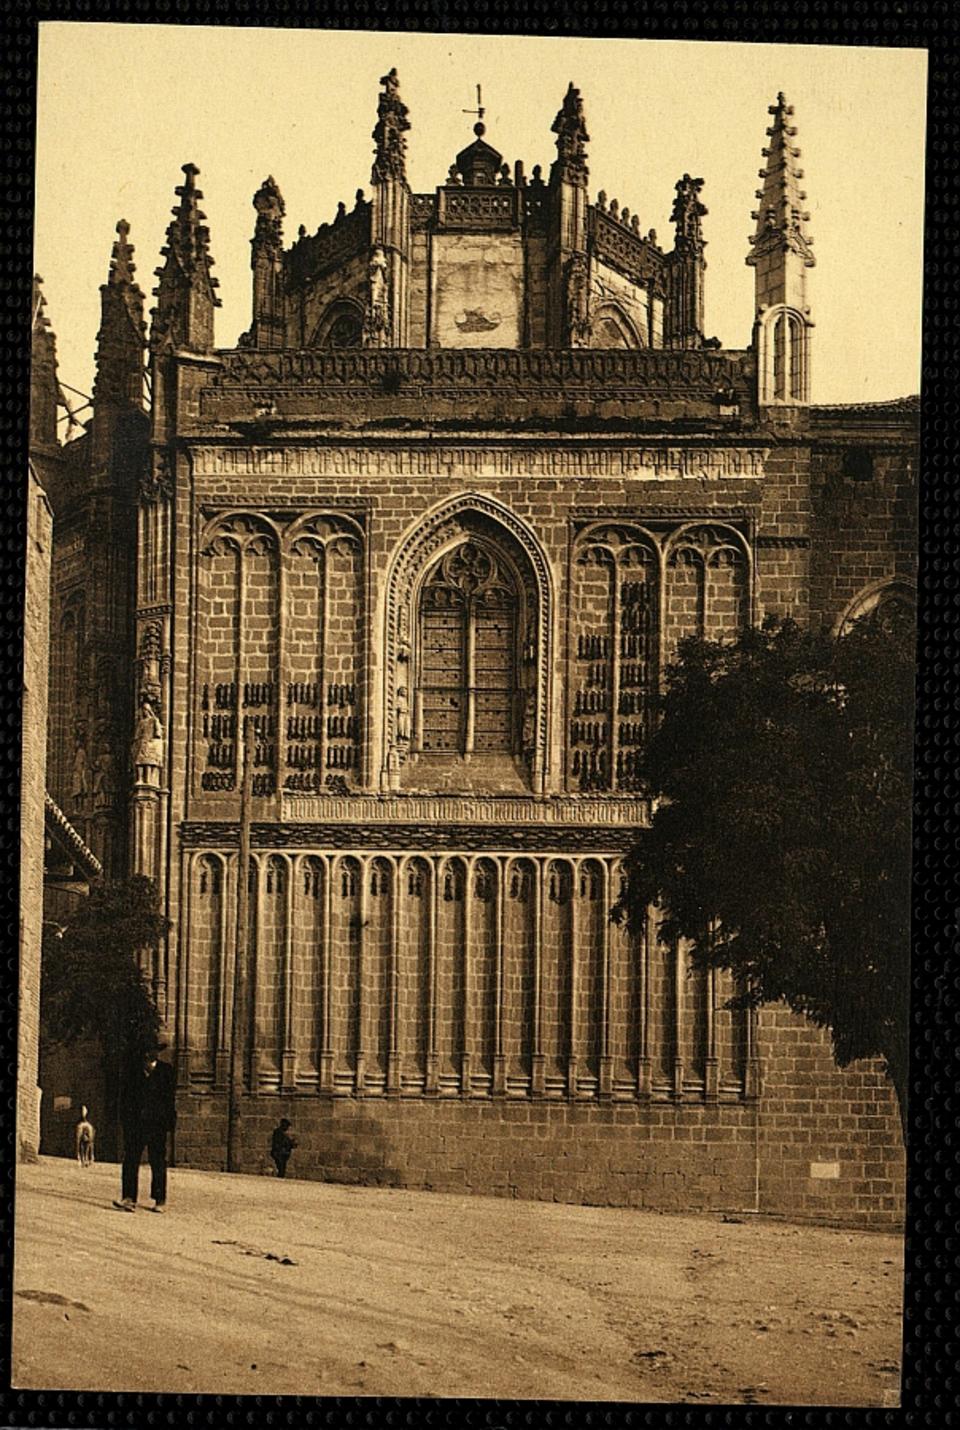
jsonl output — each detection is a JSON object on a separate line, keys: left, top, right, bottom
{"left": 13, "top": 1156, "right": 903, "bottom": 1406}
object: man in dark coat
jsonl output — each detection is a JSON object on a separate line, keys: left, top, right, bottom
{"left": 270, "top": 1118, "right": 297, "bottom": 1178}
{"left": 112, "top": 1034, "right": 177, "bottom": 1213}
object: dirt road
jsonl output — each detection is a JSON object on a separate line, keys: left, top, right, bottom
{"left": 13, "top": 1157, "right": 903, "bottom": 1405}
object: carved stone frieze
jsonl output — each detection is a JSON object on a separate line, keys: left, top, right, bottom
{"left": 181, "top": 817, "right": 646, "bottom": 852}
{"left": 190, "top": 444, "right": 769, "bottom": 481}
{"left": 206, "top": 346, "right": 751, "bottom": 396}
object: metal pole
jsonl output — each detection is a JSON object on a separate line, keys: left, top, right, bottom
{"left": 226, "top": 716, "right": 255, "bottom": 1172}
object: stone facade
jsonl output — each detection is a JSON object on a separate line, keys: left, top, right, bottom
{"left": 35, "top": 78, "right": 916, "bottom": 1224}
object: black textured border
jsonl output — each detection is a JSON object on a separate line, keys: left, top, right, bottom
{"left": 2, "top": 4, "right": 956, "bottom": 1428}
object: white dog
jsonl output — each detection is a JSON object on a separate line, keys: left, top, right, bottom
{"left": 75, "top": 1106, "right": 96, "bottom": 1168}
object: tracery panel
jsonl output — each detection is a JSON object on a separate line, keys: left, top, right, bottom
{"left": 574, "top": 860, "right": 605, "bottom": 1092}
{"left": 330, "top": 856, "right": 361, "bottom": 1087}
{"left": 253, "top": 855, "right": 286, "bottom": 1081}
{"left": 570, "top": 527, "right": 658, "bottom": 792}
{"left": 398, "top": 858, "right": 431, "bottom": 1090}
{"left": 362, "top": 858, "right": 393, "bottom": 1090}
{"left": 607, "top": 863, "right": 642, "bottom": 1093}
{"left": 503, "top": 859, "right": 536, "bottom": 1088}
{"left": 188, "top": 854, "right": 223, "bottom": 1076}
{"left": 434, "top": 858, "right": 467, "bottom": 1088}
{"left": 292, "top": 857, "right": 324, "bottom": 1084}
{"left": 415, "top": 542, "right": 519, "bottom": 759}
{"left": 540, "top": 860, "right": 573, "bottom": 1093}
{"left": 469, "top": 858, "right": 499, "bottom": 1091}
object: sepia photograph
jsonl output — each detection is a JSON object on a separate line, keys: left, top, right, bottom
{"left": 15, "top": 22, "right": 925, "bottom": 1406}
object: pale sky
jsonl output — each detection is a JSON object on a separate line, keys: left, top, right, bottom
{"left": 35, "top": 25, "right": 927, "bottom": 413}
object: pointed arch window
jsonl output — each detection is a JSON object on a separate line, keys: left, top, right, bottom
{"left": 415, "top": 541, "right": 519, "bottom": 756}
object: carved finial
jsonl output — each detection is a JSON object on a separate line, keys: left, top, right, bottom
{"left": 32, "top": 273, "right": 51, "bottom": 331}
{"left": 552, "top": 81, "right": 589, "bottom": 165}
{"left": 252, "top": 176, "right": 285, "bottom": 253}
{"left": 95, "top": 218, "right": 146, "bottom": 407}
{"left": 108, "top": 219, "right": 137, "bottom": 285}
{"left": 253, "top": 176, "right": 284, "bottom": 219}
{"left": 157, "top": 163, "right": 220, "bottom": 292}
{"left": 747, "top": 93, "right": 814, "bottom": 268}
{"left": 671, "top": 174, "right": 707, "bottom": 250}
{"left": 150, "top": 162, "right": 220, "bottom": 354}
{"left": 372, "top": 66, "right": 410, "bottom": 184}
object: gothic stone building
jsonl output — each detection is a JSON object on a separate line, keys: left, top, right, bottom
{"left": 34, "top": 76, "right": 916, "bottom": 1222}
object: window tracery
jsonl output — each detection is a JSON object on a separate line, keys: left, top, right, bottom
{"left": 383, "top": 496, "right": 551, "bottom": 794}
{"left": 570, "top": 520, "right": 750, "bottom": 792}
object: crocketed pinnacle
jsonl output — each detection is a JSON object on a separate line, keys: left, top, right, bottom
{"left": 372, "top": 67, "right": 410, "bottom": 184}
{"left": 551, "top": 82, "right": 589, "bottom": 166}
{"left": 95, "top": 220, "right": 146, "bottom": 408}
{"left": 155, "top": 163, "right": 221, "bottom": 299}
{"left": 747, "top": 93, "right": 814, "bottom": 267}
{"left": 252, "top": 176, "right": 285, "bottom": 252}
{"left": 32, "top": 274, "right": 52, "bottom": 333}
{"left": 108, "top": 219, "right": 139, "bottom": 287}
{"left": 671, "top": 174, "right": 707, "bottom": 252}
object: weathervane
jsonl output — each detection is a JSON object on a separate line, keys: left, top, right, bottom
{"left": 463, "top": 83, "right": 485, "bottom": 135}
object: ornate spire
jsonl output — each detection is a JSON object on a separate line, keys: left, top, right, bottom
{"left": 747, "top": 93, "right": 814, "bottom": 268}
{"left": 551, "top": 82, "right": 589, "bottom": 185}
{"left": 671, "top": 175, "right": 707, "bottom": 252}
{"left": 248, "top": 177, "right": 285, "bottom": 350}
{"left": 371, "top": 67, "right": 410, "bottom": 184}
{"left": 151, "top": 163, "right": 221, "bottom": 353}
{"left": 30, "top": 275, "right": 59, "bottom": 448}
{"left": 252, "top": 176, "right": 285, "bottom": 254}
{"left": 108, "top": 218, "right": 138, "bottom": 286}
{"left": 161, "top": 163, "right": 221, "bottom": 287}
{"left": 95, "top": 221, "right": 146, "bottom": 408}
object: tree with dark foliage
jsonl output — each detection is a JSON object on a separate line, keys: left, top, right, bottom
{"left": 614, "top": 614, "right": 914, "bottom": 1140}
{"left": 41, "top": 875, "right": 168, "bottom": 1071}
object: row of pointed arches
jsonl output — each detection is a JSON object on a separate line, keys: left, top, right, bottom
{"left": 181, "top": 848, "right": 753, "bottom": 1101}
{"left": 194, "top": 496, "right": 755, "bottom": 797}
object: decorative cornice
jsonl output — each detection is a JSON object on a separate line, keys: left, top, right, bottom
{"left": 196, "top": 349, "right": 755, "bottom": 429}
{"left": 181, "top": 812, "right": 646, "bottom": 851}
{"left": 285, "top": 198, "right": 371, "bottom": 291}
{"left": 589, "top": 206, "right": 666, "bottom": 293}
{"left": 44, "top": 792, "right": 103, "bottom": 880}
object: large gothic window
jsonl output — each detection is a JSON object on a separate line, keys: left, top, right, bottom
{"left": 416, "top": 542, "right": 518, "bottom": 756}
{"left": 310, "top": 300, "right": 363, "bottom": 349}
